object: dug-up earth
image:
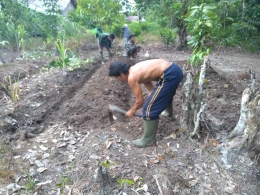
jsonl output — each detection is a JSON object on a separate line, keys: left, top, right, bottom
{"left": 0, "top": 40, "right": 260, "bottom": 195}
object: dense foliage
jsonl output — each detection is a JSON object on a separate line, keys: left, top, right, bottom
{"left": 68, "top": 0, "right": 123, "bottom": 31}
{"left": 0, "top": 0, "right": 259, "bottom": 53}
{"left": 135, "top": 0, "right": 260, "bottom": 52}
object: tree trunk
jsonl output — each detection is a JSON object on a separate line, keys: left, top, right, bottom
{"left": 177, "top": 23, "right": 187, "bottom": 50}
{"left": 219, "top": 70, "right": 260, "bottom": 165}
{"left": 180, "top": 57, "right": 210, "bottom": 137}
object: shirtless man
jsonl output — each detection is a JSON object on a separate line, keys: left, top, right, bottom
{"left": 108, "top": 59, "right": 183, "bottom": 147}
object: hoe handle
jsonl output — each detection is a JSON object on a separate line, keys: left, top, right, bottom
{"left": 109, "top": 105, "right": 142, "bottom": 117}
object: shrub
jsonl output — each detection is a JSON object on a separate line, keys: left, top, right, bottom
{"left": 212, "top": 25, "right": 238, "bottom": 48}
{"left": 111, "top": 23, "right": 124, "bottom": 38}
{"left": 128, "top": 22, "right": 142, "bottom": 37}
{"left": 139, "top": 22, "right": 149, "bottom": 31}
{"left": 159, "top": 27, "right": 178, "bottom": 47}
{"left": 139, "top": 22, "right": 161, "bottom": 33}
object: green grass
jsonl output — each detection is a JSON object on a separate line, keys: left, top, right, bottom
{"left": 25, "top": 176, "right": 36, "bottom": 193}
{"left": 136, "top": 32, "right": 161, "bottom": 45}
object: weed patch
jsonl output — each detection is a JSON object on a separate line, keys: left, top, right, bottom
{"left": 0, "top": 141, "right": 15, "bottom": 184}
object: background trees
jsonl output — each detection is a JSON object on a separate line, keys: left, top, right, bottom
{"left": 0, "top": 0, "right": 259, "bottom": 52}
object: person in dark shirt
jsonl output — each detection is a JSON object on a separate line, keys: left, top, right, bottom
{"left": 99, "top": 33, "right": 115, "bottom": 64}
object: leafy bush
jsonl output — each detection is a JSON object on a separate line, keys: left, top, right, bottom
{"left": 232, "top": 21, "right": 258, "bottom": 41}
{"left": 159, "top": 27, "right": 178, "bottom": 47}
{"left": 212, "top": 25, "right": 238, "bottom": 47}
{"left": 128, "top": 22, "right": 142, "bottom": 37}
{"left": 242, "top": 38, "right": 260, "bottom": 52}
{"left": 0, "top": 0, "right": 60, "bottom": 47}
{"left": 145, "top": 22, "right": 161, "bottom": 33}
{"left": 139, "top": 22, "right": 149, "bottom": 31}
{"left": 4, "top": 22, "right": 17, "bottom": 50}
{"left": 110, "top": 23, "right": 124, "bottom": 38}
{"left": 138, "top": 21, "right": 161, "bottom": 33}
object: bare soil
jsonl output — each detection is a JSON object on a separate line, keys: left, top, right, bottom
{"left": 0, "top": 42, "right": 260, "bottom": 195}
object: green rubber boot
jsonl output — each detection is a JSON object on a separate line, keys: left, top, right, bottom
{"left": 132, "top": 119, "right": 159, "bottom": 147}
{"left": 160, "top": 103, "right": 175, "bottom": 121}
{"left": 99, "top": 54, "right": 104, "bottom": 65}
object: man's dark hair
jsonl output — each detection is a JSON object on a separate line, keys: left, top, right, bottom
{"left": 109, "top": 34, "right": 115, "bottom": 39}
{"left": 128, "top": 35, "right": 134, "bottom": 40}
{"left": 109, "top": 61, "right": 130, "bottom": 77}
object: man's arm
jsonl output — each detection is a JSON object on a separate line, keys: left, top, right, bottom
{"left": 142, "top": 82, "right": 154, "bottom": 96}
{"left": 126, "top": 79, "right": 144, "bottom": 117}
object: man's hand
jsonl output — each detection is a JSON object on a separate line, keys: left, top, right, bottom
{"left": 126, "top": 109, "right": 135, "bottom": 118}
{"left": 99, "top": 48, "right": 102, "bottom": 53}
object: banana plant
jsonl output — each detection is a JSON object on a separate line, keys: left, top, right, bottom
{"left": 55, "top": 33, "right": 71, "bottom": 75}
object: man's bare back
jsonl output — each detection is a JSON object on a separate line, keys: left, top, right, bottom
{"left": 108, "top": 59, "right": 179, "bottom": 118}
{"left": 128, "top": 59, "right": 171, "bottom": 83}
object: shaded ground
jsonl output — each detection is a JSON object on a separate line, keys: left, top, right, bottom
{"left": 0, "top": 42, "right": 260, "bottom": 194}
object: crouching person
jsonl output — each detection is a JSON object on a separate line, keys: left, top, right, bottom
{"left": 108, "top": 59, "right": 183, "bottom": 147}
{"left": 126, "top": 35, "right": 141, "bottom": 59}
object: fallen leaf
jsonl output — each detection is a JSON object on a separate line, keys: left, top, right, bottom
{"left": 110, "top": 126, "right": 117, "bottom": 132}
{"left": 36, "top": 180, "right": 52, "bottom": 186}
{"left": 133, "top": 176, "right": 140, "bottom": 182}
{"left": 105, "top": 141, "right": 112, "bottom": 149}
{"left": 208, "top": 138, "right": 218, "bottom": 146}
{"left": 170, "top": 133, "right": 176, "bottom": 139}
{"left": 150, "top": 159, "right": 160, "bottom": 164}
{"left": 36, "top": 167, "right": 48, "bottom": 173}
{"left": 224, "top": 84, "right": 230, "bottom": 88}
{"left": 39, "top": 145, "right": 48, "bottom": 151}
{"left": 157, "top": 154, "right": 163, "bottom": 161}
{"left": 143, "top": 184, "right": 148, "bottom": 191}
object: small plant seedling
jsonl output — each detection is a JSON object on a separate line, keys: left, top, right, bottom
{"left": 56, "top": 175, "right": 71, "bottom": 191}
{"left": 25, "top": 176, "right": 36, "bottom": 193}
{"left": 117, "top": 178, "right": 135, "bottom": 188}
